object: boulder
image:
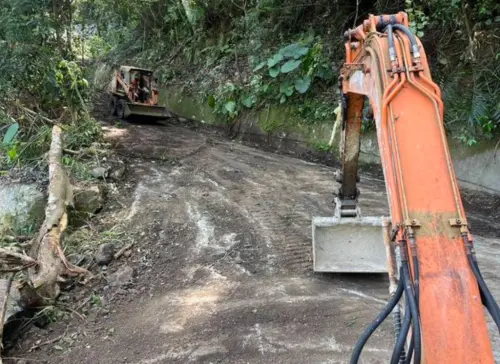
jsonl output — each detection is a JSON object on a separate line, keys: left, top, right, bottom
{"left": 73, "top": 185, "right": 104, "bottom": 215}
{"left": 0, "top": 184, "right": 45, "bottom": 233}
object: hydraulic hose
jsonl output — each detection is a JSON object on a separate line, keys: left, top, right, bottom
{"left": 407, "top": 332, "right": 415, "bottom": 363}
{"left": 350, "top": 275, "right": 405, "bottom": 364}
{"left": 385, "top": 24, "right": 396, "bottom": 63}
{"left": 390, "top": 300, "right": 411, "bottom": 364}
{"left": 463, "top": 236, "right": 500, "bottom": 331}
{"left": 402, "top": 262, "right": 421, "bottom": 364}
{"left": 392, "top": 303, "right": 403, "bottom": 342}
{"left": 471, "top": 258, "right": 500, "bottom": 313}
{"left": 467, "top": 254, "right": 500, "bottom": 333}
{"left": 392, "top": 24, "right": 420, "bottom": 58}
{"left": 413, "top": 255, "right": 420, "bottom": 306}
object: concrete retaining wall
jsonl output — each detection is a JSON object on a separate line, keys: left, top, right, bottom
{"left": 161, "top": 89, "right": 500, "bottom": 195}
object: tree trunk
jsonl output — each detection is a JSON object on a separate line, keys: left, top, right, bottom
{"left": 27, "top": 126, "right": 71, "bottom": 301}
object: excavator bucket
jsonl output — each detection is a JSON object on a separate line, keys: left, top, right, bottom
{"left": 125, "top": 103, "right": 172, "bottom": 120}
{"left": 312, "top": 208, "right": 388, "bottom": 273}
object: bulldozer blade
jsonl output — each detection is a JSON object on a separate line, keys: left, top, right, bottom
{"left": 312, "top": 216, "right": 388, "bottom": 273}
{"left": 125, "top": 103, "right": 172, "bottom": 119}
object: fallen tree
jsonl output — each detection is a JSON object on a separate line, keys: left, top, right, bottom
{"left": 0, "top": 125, "right": 89, "bottom": 357}
{"left": 26, "top": 125, "right": 89, "bottom": 301}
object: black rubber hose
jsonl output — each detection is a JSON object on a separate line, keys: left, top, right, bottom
{"left": 392, "top": 24, "right": 420, "bottom": 58}
{"left": 467, "top": 254, "right": 500, "bottom": 332}
{"left": 350, "top": 275, "right": 405, "bottom": 364}
{"left": 392, "top": 304, "right": 402, "bottom": 342}
{"left": 413, "top": 255, "right": 420, "bottom": 307}
{"left": 402, "top": 262, "right": 421, "bottom": 364}
{"left": 406, "top": 332, "right": 414, "bottom": 363}
{"left": 463, "top": 236, "right": 500, "bottom": 315}
{"left": 390, "top": 300, "right": 412, "bottom": 364}
{"left": 472, "top": 258, "right": 500, "bottom": 314}
{"left": 385, "top": 24, "right": 396, "bottom": 63}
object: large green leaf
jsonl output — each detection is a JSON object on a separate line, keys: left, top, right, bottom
{"left": 279, "top": 43, "right": 309, "bottom": 59}
{"left": 8, "top": 147, "right": 17, "bottom": 161}
{"left": 2, "top": 123, "right": 19, "bottom": 145}
{"left": 207, "top": 95, "right": 216, "bottom": 108}
{"left": 253, "top": 61, "right": 266, "bottom": 72}
{"left": 280, "top": 82, "right": 294, "bottom": 96}
{"left": 241, "top": 95, "right": 256, "bottom": 108}
{"left": 267, "top": 54, "right": 283, "bottom": 68}
{"left": 281, "top": 60, "right": 302, "bottom": 73}
{"left": 269, "top": 65, "right": 280, "bottom": 78}
{"left": 294, "top": 76, "right": 312, "bottom": 94}
{"left": 225, "top": 101, "right": 236, "bottom": 114}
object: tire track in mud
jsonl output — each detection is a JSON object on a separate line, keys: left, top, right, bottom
{"left": 244, "top": 199, "right": 315, "bottom": 274}
{"left": 192, "top": 147, "right": 326, "bottom": 275}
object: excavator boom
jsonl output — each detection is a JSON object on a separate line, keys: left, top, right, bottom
{"left": 328, "top": 12, "right": 497, "bottom": 363}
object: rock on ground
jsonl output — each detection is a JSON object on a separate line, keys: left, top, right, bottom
{"left": 91, "top": 166, "right": 109, "bottom": 179}
{"left": 109, "top": 164, "right": 126, "bottom": 181}
{"left": 73, "top": 184, "right": 104, "bottom": 215}
{"left": 107, "top": 265, "right": 135, "bottom": 287}
{"left": 0, "top": 184, "right": 45, "bottom": 233}
{"left": 95, "top": 243, "right": 115, "bottom": 265}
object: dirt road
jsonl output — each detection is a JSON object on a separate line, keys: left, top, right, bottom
{"left": 8, "top": 121, "right": 500, "bottom": 363}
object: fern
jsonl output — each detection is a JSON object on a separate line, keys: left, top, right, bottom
{"left": 441, "top": 59, "right": 500, "bottom": 144}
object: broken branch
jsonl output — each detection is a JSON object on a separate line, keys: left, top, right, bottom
{"left": 0, "top": 248, "right": 37, "bottom": 272}
{"left": 114, "top": 243, "right": 135, "bottom": 260}
{"left": 0, "top": 275, "right": 14, "bottom": 362}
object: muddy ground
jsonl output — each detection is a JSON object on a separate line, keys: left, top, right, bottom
{"left": 5, "top": 119, "right": 500, "bottom": 363}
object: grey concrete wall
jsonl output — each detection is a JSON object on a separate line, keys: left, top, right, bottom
{"left": 453, "top": 147, "right": 500, "bottom": 194}
{"left": 161, "top": 89, "right": 500, "bottom": 195}
{"left": 360, "top": 132, "right": 500, "bottom": 194}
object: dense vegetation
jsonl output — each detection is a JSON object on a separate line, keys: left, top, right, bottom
{"left": 0, "top": 0, "right": 101, "bottom": 169}
{"left": 1, "top": 0, "right": 499, "bottom": 166}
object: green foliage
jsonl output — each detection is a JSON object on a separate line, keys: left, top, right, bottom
{"left": 441, "top": 57, "right": 500, "bottom": 144}
{"left": 259, "top": 115, "right": 285, "bottom": 133}
{"left": 62, "top": 155, "right": 93, "bottom": 180}
{"left": 0, "top": 0, "right": 102, "bottom": 170}
{"left": 2, "top": 123, "right": 19, "bottom": 145}
{"left": 405, "top": 0, "right": 429, "bottom": 37}
{"left": 310, "top": 141, "right": 332, "bottom": 153}
{"left": 292, "top": 99, "right": 337, "bottom": 125}
{"left": 86, "top": 35, "right": 112, "bottom": 59}
{"left": 253, "top": 40, "right": 333, "bottom": 104}
{"left": 294, "top": 76, "right": 312, "bottom": 94}
{"left": 210, "top": 82, "right": 243, "bottom": 121}
{"left": 2, "top": 0, "right": 495, "bottom": 149}
{"left": 53, "top": 60, "right": 90, "bottom": 118}
{"left": 65, "top": 114, "right": 103, "bottom": 150}
{"left": 405, "top": 0, "right": 500, "bottom": 144}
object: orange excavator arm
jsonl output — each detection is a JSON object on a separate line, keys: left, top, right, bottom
{"left": 342, "top": 13, "right": 498, "bottom": 363}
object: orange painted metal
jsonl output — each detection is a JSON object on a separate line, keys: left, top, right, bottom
{"left": 341, "top": 13, "right": 494, "bottom": 363}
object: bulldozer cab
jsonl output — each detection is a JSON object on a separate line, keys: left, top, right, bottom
{"left": 119, "top": 66, "right": 155, "bottom": 104}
